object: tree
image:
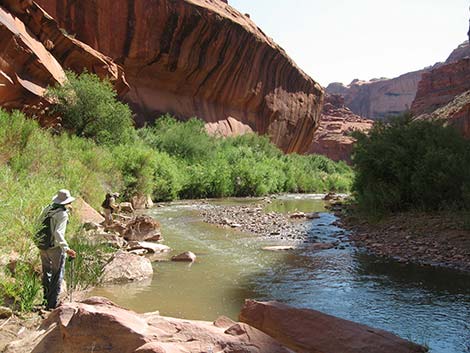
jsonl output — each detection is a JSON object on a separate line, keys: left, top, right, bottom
{"left": 47, "top": 71, "right": 135, "bottom": 145}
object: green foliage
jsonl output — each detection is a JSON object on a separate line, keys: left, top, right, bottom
{"left": 112, "top": 143, "right": 158, "bottom": 198}
{"left": 0, "top": 261, "right": 41, "bottom": 312}
{"left": 140, "top": 115, "right": 353, "bottom": 199}
{"left": 0, "top": 110, "right": 124, "bottom": 311}
{"left": 139, "top": 115, "right": 215, "bottom": 162}
{"left": 46, "top": 71, "right": 136, "bottom": 145}
{"left": 152, "top": 152, "right": 185, "bottom": 201}
{"left": 352, "top": 114, "right": 470, "bottom": 214}
{"left": 66, "top": 235, "right": 114, "bottom": 290}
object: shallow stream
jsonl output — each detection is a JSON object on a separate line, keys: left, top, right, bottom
{"left": 90, "top": 195, "right": 470, "bottom": 353}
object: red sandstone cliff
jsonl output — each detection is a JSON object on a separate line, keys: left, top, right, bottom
{"left": 411, "top": 58, "right": 470, "bottom": 116}
{"left": 36, "top": 0, "right": 323, "bottom": 153}
{"left": 326, "top": 42, "right": 470, "bottom": 121}
{"left": 309, "top": 94, "right": 373, "bottom": 163}
{"left": 0, "top": 0, "right": 127, "bottom": 119}
{"left": 412, "top": 55, "right": 470, "bottom": 138}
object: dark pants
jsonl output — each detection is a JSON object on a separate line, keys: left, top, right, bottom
{"left": 40, "top": 247, "right": 65, "bottom": 309}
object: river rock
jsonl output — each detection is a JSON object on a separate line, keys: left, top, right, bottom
{"left": 123, "top": 216, "right": 161, "bottom": 242}
{"left": 262, "top": 245, "right": 296, "bottom": 251}
{"left": 119, "top": 202, "right": 135, "bottom": 214}
{"left": 305, "top": 212, "right": 320, "bottom": 219}
{"left": 4, "top": 297, "right": 293, "bottom": 353}
{"left": 104, "top": 221, "right": 127, "bottom": 236}
{"left": 289, "top": 212, "right": 306, "bottom": 219}
{"left": 127, "top": 249, "right": 148, "bottom": 256}
{"left": 308, "top": 243, "right": 335, "bottom": 251}
{"left": 101, "top": 250, "right": 153, "bottom": 283}
{"left": 94, "top": 232, "right": 127, "bottom": 249}
{"left": 0, "top": 306, "right": 12, "bottom": 319}
{"left": 171, "top": 251, "right": 196, "bottom": 262}
{"left": 131, "top": 195, "right": 154, "bottom": 210}
{"left": 214, "top": 315, "right": 237, "bottom": 329}
{"left": 74, "top": 197, "right": 105, "bottom": 225}
{"left": 239, "top": 300, "right": 427, "bottom": 353}
{"left": 127, "top": 241, "right": 171, "bottom": 254}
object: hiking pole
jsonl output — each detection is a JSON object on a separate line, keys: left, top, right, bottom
{"left": 69, "top": 257, "right": 75, "bottom": 303}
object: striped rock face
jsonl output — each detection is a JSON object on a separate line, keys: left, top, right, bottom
{"left": 0, "top": 1, "right": 128, "bottom": 121}
{"left": 36, "top": 0, "right": 323, "bottom": 153}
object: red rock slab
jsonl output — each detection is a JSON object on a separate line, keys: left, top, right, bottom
{"left": 74, "top": 197, "right": 105, "bottom": 224}
{"left": 239, "top": 300, "right": 427, "bottom": 353}
{"left": 4, "top": 297, "right": 294, "bottom": 353}
{"left": 0, "top": 4, "right": 65, "bottom": 110}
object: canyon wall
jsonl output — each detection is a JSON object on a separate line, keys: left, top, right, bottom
{"left": 411, "top": 58, "right": 470, "bottom": 116}
{"left": 412, "top": 56, "right": 470, "bottom": 138}
{"left": 308, "top": 94, "right": 373, "bottom": 163}
{"left": 36, "top": 0, "right": 324, "bottom": 153}
{"left": 326, "top": 42, "right": 470, "bottom": 121}
{"left": 326, "top": 70, "right": 424, "bottom": 120}
{"left": 0, "top": 0, "right": 127, "bottom": 120}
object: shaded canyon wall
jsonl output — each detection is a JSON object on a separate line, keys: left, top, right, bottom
{"left": 36, "top": 0, "right": 324, "bottom": 153}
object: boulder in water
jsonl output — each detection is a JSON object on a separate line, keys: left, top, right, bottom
{"left": 123, "top": 216, "right": 161, "bottom": 242}
{"left": 101, "top": 250, "right": 153, "bottom": 283}
{"left": 171, "top": 251, "right": 196, "bottom": 262}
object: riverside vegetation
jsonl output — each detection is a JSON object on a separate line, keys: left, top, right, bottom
{"left": 345, "top": 114, "right": 470, "bottom": 272}
{"left": 352, "top": 114, "right": 470, "bottom": 216}
{"left": 0, "top": 72, "right": 353, "bottom": 312}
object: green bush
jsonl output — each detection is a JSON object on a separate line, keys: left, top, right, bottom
{"left": 139, "top": 115, "right": 216, "bottom": 162}
{"left": 152, "top": 151, "right": 185, "bottom": 201}
{"left": 46, "top": 71, "right": 136, "bottom": 146}
{"left": 112, "top": 143, "right": 157, "bottom": 198}
{"left": 352, "top": 114, "right": 470, "bottom": 214}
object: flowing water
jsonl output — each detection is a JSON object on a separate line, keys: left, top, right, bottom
{"left": 90, "top": 195, "right": 470, "bottom": 353}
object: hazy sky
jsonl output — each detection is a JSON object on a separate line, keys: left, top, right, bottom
{"left": 229, "top": 0, "right": 469, "bottom": 87}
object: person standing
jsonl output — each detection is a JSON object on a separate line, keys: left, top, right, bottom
{"left": 38, "top": 189, "right": 76, "bottom": 310}
{"left": 101, "top": 192, "right": 119, "bottom": 225}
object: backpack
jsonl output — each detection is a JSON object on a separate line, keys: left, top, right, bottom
{"left": 102, "top": 193, "right": 112, "bottom": 209}
{"left": 34, "top": 206, "right": 60, "bottom": 250}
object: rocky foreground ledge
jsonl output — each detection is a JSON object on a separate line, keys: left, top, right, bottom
{"left": 5, "top": 297, "right": 426, "bottom": 353}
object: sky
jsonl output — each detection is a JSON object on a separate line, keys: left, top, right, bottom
{"left": 229, "top": 0, "right": 469, "bottom": 87}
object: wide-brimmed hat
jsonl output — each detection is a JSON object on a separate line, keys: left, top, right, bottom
{"left": 52, "top": 189, "right": 76, "bottom": 205}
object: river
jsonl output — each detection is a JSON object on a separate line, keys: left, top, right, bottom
{"left": 90, "top": 194, "right": 470, "bottom": 353}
